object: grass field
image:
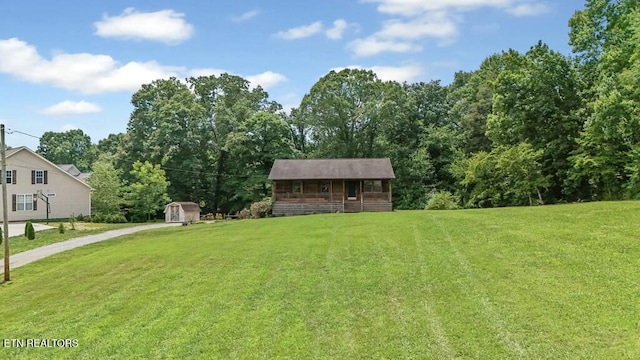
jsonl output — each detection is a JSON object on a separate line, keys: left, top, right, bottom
{"left": 0, "top": 201, "right": 639, "bottom": 359}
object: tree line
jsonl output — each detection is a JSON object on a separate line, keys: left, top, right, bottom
{"left": 35, "top": 0, "right": 640, "bottom": 217}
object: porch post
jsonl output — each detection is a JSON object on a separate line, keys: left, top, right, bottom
{"left": 388, "top": 180, "right": 392, "bottom": 211}
{"left": 329, "top": 180, "right": 333, "bottom": 209}
{"left": 360, "top": 180, "right": 363, "bottom": 212}
{"left": 342, "top": 180, "right": 345, "bottom": 210}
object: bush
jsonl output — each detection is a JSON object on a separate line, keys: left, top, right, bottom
{"left": 58, "top": 223, "right": 65, "bottom": 234}
{"left": 250, "top": 198, "right": 272, "bottom": 219}
{"left": 91, "top": 213, "right": 104, "bottom": 223}
{"left": 425, "top": 191, "right": 460, "bottom": 210}
{"left": 69, "top": 213, "right": 76, "bottom": 230}
{"left": 25, "top": 221, "right": 35, "bottom": 240}
{"left": 201, "top": 213, "right": 215, "bottom": 221}
{"left": 104, "top": 213, "right": 128, "bottom": 223}
{"left": 237, "top": 208, "right": 251, "bottom": 220}
{"left": 75, "top": 213, "right": 85, "bottom": 222}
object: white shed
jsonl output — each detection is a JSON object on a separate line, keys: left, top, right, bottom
{"left": 164, "top": 202, "right": 201, "bottom": 223}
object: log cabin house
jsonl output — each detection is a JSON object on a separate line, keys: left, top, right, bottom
{"left": 268, "top": 158, "right": 395, "bottom": 216}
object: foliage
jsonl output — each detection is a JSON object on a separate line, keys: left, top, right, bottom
{"left": 2, "top": 203, "right": 640, "bottom": 358}
{"left": 425, "top": 191, "right": 460, "bottom": 210}
{"left": 69, "top": 214, "right": 76, "bottom": 230}
{"left": 462, "top": 143, "right": 549, "bottom": 207}
{"left": 88, "top": 155, "right": 126, "bottom": 217}
{"left": 58, "top": 223, "right": 65, "bottom": 234}
{"left": 25, "top": 221, "right": 35, "bottom": 240}
{"left": 236, "top": 208, "right": 251, "bottom": 219}
{"left": 126, "top": 161, "right": 171, "bottom": 222}
{"left": 249, "top": 198, "right": 272, "bottom": 218}
{"left": 37, "top": 129, "right": 96, "bottom": 172}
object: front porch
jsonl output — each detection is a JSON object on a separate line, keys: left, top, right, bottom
{"left": 272, "top": 179, "right": 392, "bottom": 215}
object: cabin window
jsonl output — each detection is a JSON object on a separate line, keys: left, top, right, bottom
{"left": 364, "top": 180, "right": 383, "bottom": 192}
{"left": 292, "top": 181, "right": 302, "bottom": 193}
{"left": 320, "top": 180, "right": 330, "bottom": 193}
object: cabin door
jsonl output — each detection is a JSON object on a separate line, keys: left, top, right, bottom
{"left": 346, "top": 181, "right": 357, "bottom": 200}
{"left": 170, "top": 205, "right": 180, "bottom": 222}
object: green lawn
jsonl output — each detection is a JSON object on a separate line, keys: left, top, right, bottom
{"left": 1, "top": 202, "right": 639, "bottom": 359}
{"left": 7, "top": 222, "right": 143, "bottom": 255}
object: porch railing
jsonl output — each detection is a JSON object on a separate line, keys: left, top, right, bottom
{"left": 274, "top": 192, "right": 390, "bottom": 202}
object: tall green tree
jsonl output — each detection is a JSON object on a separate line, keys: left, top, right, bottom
{"left": 486, "top": 42, "right": 583, "bottom": 201}
{"left": 127, "top": 161, "right": 171, "bottom": 221}
{"left": 569, "top": 1, "right": 640, "bottom": 199}
{"left": 88, "top": 155, "right": 126, "bottom": 216}
{"left": 37, "top": 129, "right": 96, "bottom": 171}
{"left": 299, "top": 69, "right": 386, "bottom": 158}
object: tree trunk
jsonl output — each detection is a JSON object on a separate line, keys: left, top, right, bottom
{"left": 212, "top": 150, "right": 227, "bottom": 212}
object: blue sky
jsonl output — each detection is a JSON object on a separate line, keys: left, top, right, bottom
{"left": 0, "top": 0, "right": 585, "bottom": 149}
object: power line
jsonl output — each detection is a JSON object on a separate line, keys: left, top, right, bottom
{"left": 6, "top": 128, "right": 41, "bottom": 140}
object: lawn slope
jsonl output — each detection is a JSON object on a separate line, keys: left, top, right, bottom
{"left": 1, "top": 201, "right": 639, "bottom": 359}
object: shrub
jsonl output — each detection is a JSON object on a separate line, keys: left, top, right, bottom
{"left": 58, "top": 223, "right": 65, "bottom": 234}
{"left": 103, "top": 213, "right": 127, "bottom": 223}
{"left": 425, "top": 191, "right": 460, "bottom": 210}
{"left": 237, "top": 208, "right": 251, "bottom": 220}
{"left": 25, "top": 221, "right": 35, "bottom": 240}
{"left": 91, "top": 213, "right": 104, "bottom": 223}
{"left": 215, "top": 213, "right": 224, "bottom": 221}
{"left": 250, "top": 198, "right": 272, "bottom": 219}
{"left": 69, "top": 213, "right": 76, "bottom": 230}
{"left": 75, "top": 213, "right": 85, "bottom": 222}
{"left": 201, "top": 213, "right": 215, "bottom": 221}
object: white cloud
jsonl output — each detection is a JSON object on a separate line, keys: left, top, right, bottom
{"left": 0, "top": 38, "right": 288, "bottom": 94}
{"left": 232, "top": 9, "right": 260, "bottom": 22}
{"left": 326, "top": 19, "right": 349, "bottom": 40}
{"left": 40, "top": 100, "right": 102, "bottom": 116}
{"left": 506, "top": 3, "right": 550, "bottom": 17}
{"left": 331, "top": 64, "right": 424, "bottom": 82}
{"left": 94, "top": 8, "right": 194, "bottom": 44}
{"left": 246, "top": 71, "right": 288, "bottom": 90}
{"left": 361, "top": 0, "right": 512, "bottom": 16}
{"left": 275, "top": 21, "right": 324, "bottom": 40}
{"left": 347, "top": 37, "right": 422, "bottom": 57}
{"left": 376, "top": 12, "right": 458, "bottom": 40}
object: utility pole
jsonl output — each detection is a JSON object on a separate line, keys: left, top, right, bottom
{"left": 1, "top": 124, "right": 9, "bottom": 281}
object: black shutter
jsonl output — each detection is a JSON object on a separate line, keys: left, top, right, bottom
{"left": 31, "top": 170, "right": 35, "bottom": 184}
{"left": 12, "top": 170, "right": 16, "bottom": 184}
{"left": 44, "top": 170, "right": 48, "bottom": 184}
{"left": 33, "top": 195, "right": 37, "bottom": 211}
{"left": 12, "top": 194, "right": 16, "bottom": 212}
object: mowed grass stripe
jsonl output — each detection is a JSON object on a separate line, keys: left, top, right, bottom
{"left": 1, "top": 201, "right": 639, "bottom": 359}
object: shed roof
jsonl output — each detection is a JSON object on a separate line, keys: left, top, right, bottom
{"left": 268, "top": 158, "right": 395, "bottom": 180}
{"left": 168, "top": 202, "right": 201, "bottom": 212}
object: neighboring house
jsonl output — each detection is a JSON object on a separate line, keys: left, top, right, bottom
{"left": 57, "top": 164, "right": 91, "bottom": 183}
{"left": 0, "top": 147, "right": 92, "bottom": 222}
{"left": 164, "top": 202, "right": 201, "bottom": 223}
{"left": 268, "top": 158, "right": 395, "bottom": 216}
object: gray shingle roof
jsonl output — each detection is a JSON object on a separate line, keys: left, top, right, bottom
{"left": 174, "top": 202, "right": 201, "bottom": 212}
{"left": 268, "top": 158, "right": 395, "bottom": 180}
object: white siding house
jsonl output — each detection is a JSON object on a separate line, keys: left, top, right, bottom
{"left": 0, "top": 147, "right": 92, "bottom": 221}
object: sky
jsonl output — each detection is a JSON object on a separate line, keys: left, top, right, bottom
{"left": 0, "top": 0, "right": 586, "bottom": 150}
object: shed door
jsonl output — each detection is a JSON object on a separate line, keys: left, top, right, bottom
{"left": 170, "top": 205, "right": 180, "bottom": 222}
{"left": 346, "top": 181, "right": 357, "bottom": 200}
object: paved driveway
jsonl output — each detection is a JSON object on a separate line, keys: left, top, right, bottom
{"left": 5, "top": 222, "right": 55, "bottom": 238}
{"left": 1, "top": 223, "right": 181, "bottom": 273}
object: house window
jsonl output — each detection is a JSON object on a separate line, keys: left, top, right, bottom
{"left": 292, "top": 181, "right": 302, "bottom": 193}
{"left": 16, "top": 194, "right": 34, "bottom": 211}
{"left": 320, "top": 180, "right": 330, "bottom": 193}
{"left": 5, "top": 170, "right": 11, "bottom": 184}
{"left": 364, "top": 180, "right": 383, "bottom": 192}
{"left": 35, "top": 170, "right": 44, "bottom": 184}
